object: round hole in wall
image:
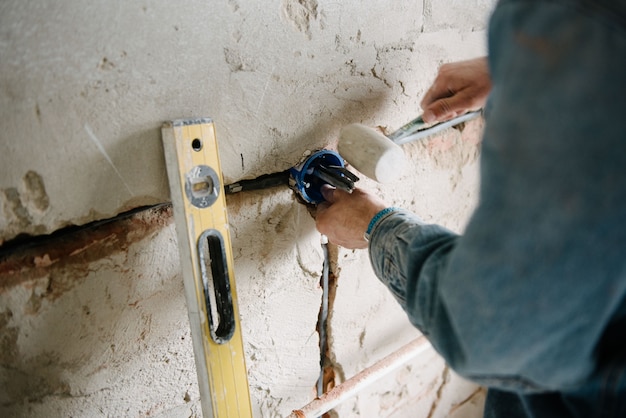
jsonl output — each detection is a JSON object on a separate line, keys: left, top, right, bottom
{"left": 191, "top": 138, "right": 202, "bottom": 151}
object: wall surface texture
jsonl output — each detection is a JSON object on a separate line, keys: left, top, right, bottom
{"left": 1, "top": 0, "right": 495, "bottom": 416}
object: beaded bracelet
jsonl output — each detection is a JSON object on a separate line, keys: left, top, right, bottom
{"left": 364, "top": 207, "right": 401, "bottom": 242}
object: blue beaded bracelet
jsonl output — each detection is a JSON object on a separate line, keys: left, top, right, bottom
{"left": 364, "top": 207, "right": 401, "bottom": 242}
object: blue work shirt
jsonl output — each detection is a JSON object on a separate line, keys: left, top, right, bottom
{"left": 368, "top": 0, "right": 626, "bottom": 416}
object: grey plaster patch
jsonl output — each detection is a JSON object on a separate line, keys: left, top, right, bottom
{"left": 2, "top": 187, "right": 31, "bottom": 229}
{"left": 281, "top": 0, "right": 319, "bottom": 39}
{"left": 0, "top": 170, "right": 52, "bottom": 244}
{"left": 223, "top": 47, "right": 256, "bottom": 73}
{"left": 22, "top": 171, "right": 50, "bottom": 213}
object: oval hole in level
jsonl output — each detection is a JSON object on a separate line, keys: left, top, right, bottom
{"left": 191, "top": 138, "right": 202, "bottom": 151}
{"left": 197, "top": 229, "right": 236, "bottom": 344}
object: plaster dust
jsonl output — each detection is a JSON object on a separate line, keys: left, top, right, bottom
{"left": 280, "top": 0, "right": 321, "bottom": 40}
{"left": 0, "top": 171, "right": 51, "bottom": 246}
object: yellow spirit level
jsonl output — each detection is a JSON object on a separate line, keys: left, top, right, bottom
{"left": 162, "top": 118, "right": 252, "bottom": 417}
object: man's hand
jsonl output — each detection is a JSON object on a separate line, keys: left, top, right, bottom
{"left": 420, "top": 57, "right": 491, "bottom": 124}
{"left": 316, "top": 185, "right": 388, "bottom": 249}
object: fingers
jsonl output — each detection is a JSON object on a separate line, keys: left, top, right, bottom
{"left": 422, "top": 100, "right": 451, "bottom": 124}
{"left": 423, "top": 97, "right": 458, "bottom": 124}
{"left": 420, "top": 57, "right": 491, "bottom": 124}
{"left": 321, "top": 184, "right": 357, "bottom": 204}
{"left": 420, "top": 79, "right": 458, "bottom": 123}
{"left": 420, "top": 82, "right": 441, "bottom": 111}
{"left": 320, "top": 184, "right": 337, "bottom": 203}
{"left": 315, "top": 206, "right": 332, "bottom": 237}
{"left": 422, "top": 89, "right": 477, "bottom": 124}
{"left": 315, "top": 186, "right": 383, "bottom": 249}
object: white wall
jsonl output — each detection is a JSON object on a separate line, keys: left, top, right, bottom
{"left": 0, "top": 0, "right": 496, "bottom": 416}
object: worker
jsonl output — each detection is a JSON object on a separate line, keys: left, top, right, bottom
{"left": 315, "top": 1, "right": 626, "bottom": 417}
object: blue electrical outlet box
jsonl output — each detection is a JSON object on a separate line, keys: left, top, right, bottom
{"left": 289, "top": 150, "right": 359, "bottom": 204}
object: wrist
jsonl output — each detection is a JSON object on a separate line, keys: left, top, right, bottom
{"left": 364, "top": 207, "right": 401, "bottom": 242}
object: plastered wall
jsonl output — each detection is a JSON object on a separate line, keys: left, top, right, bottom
{"left": 1, "top": 0, "right": 495, "bottom": 416}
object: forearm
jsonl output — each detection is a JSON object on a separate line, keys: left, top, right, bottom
{"left": 368, "top": 210, "right": 459, "bottom": 331}
{"left": 367, "top": 204, "right": 619, "bottom": 393}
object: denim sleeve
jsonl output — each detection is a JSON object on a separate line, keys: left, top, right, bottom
{"left": 369, "top": 0, "right": 626, "bottom": 393}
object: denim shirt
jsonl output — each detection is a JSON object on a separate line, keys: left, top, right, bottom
{"left": 368, "top": 1, "right": 626, "bottom": 416}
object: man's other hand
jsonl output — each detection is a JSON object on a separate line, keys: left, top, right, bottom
{"left": 420, "top": 57, "right": 491, "bottom": 124}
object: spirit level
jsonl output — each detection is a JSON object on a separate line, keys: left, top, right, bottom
{"left": 162, "top": 118, "right": 252, "bottom": 417}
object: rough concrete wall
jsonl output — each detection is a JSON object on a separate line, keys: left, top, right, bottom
{"left": 0, "top": 147, "right": 483, "bottom": 417}
{"left": 1, "top": 0, "right": 493, "bottom": 243}
{"left": 1, "top": 0, "right": 496, "bottom": 416}
{"left": 0, "top": 207, "right": 204, "bottom": 417}
{"left": 0, "top": 202, "right": 323, "bottom": 417}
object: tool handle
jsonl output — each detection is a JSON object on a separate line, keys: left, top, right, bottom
{"left": 389, "top": 110, "right": 482, "bottom": 145}
{"left": 387, "top": 116, "right": 428, "bottom": 142}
